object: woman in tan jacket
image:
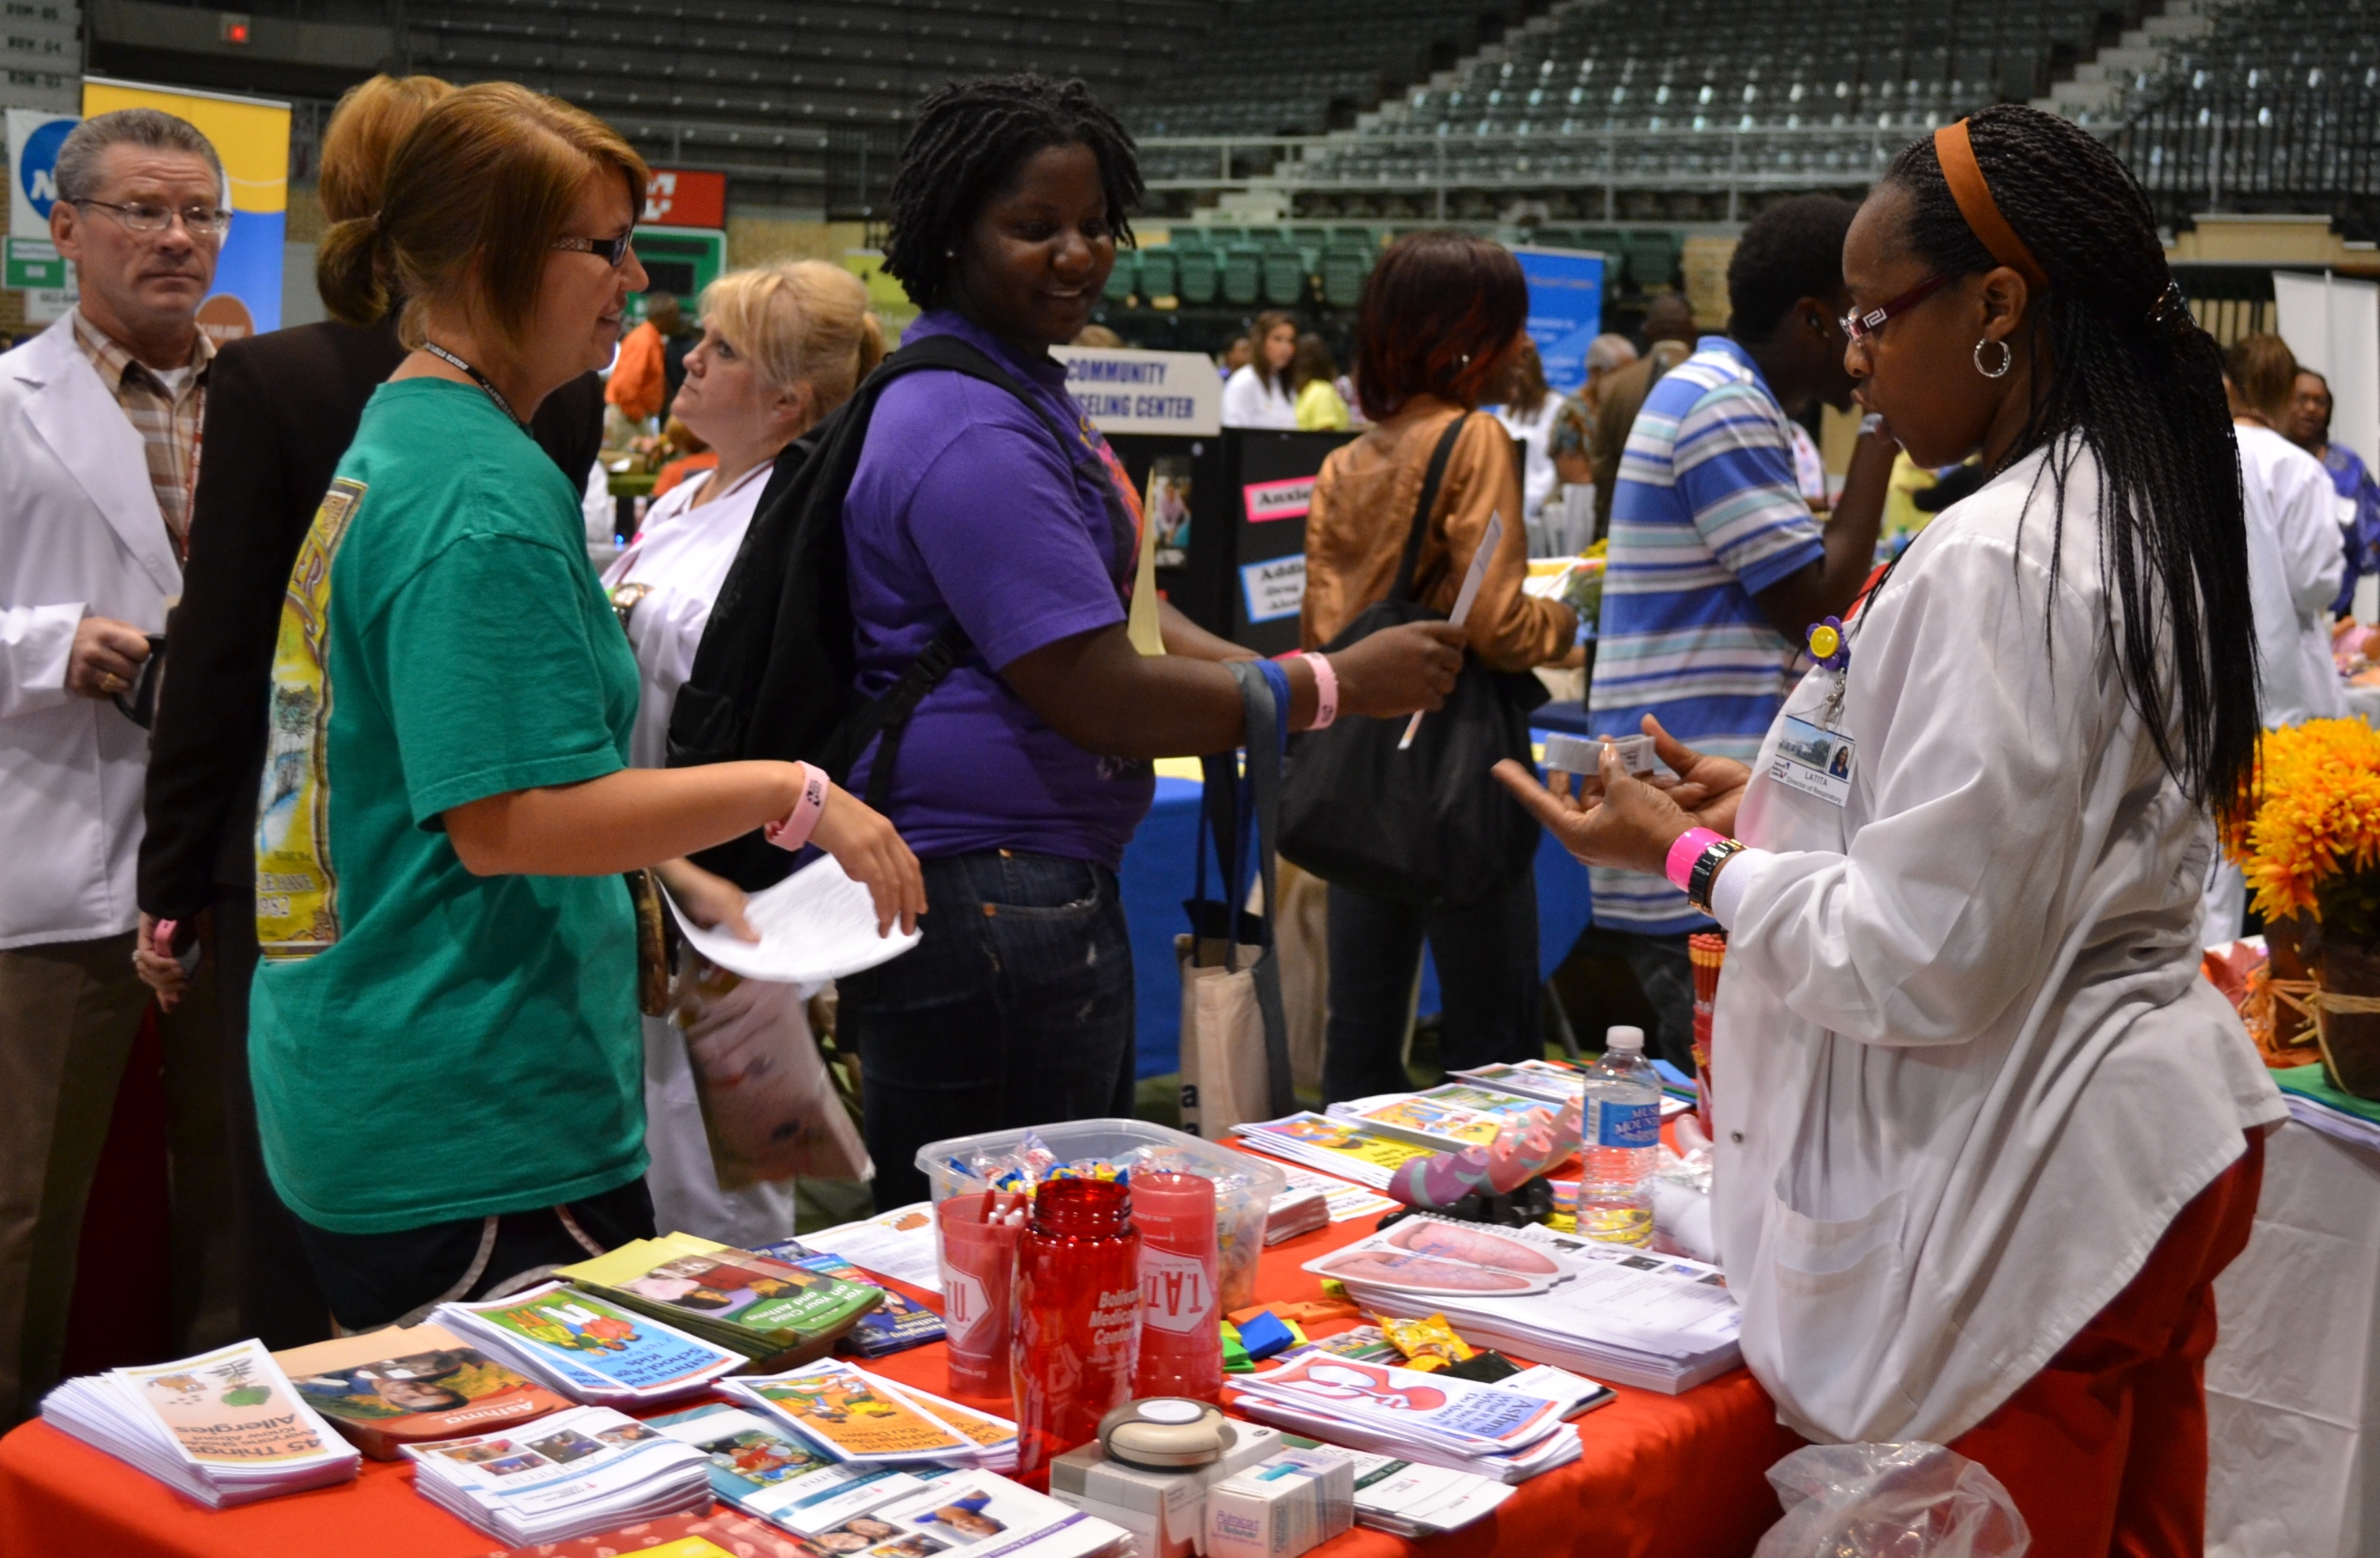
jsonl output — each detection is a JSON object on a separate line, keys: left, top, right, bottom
{"left": 1303, "top": 232, "right": 1579, "bottom": 1102}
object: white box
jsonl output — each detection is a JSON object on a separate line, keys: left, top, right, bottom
{"left": 1204, "top": 1448, "right": 1355, "bottom": 1558}
{"left": 1049, "top": 1422, "right": 1289, "bottom": 1558}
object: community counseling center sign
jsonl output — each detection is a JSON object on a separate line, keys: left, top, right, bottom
{"left": 1050, "top": 345, "right": 1222, "bottom": 436}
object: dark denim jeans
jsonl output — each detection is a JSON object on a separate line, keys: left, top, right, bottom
{"left": 838, "top": 850, "right": 1136, "bottom": 1209}
{"left": 1321, "top": 869, "right": 1543, "bottom": 1104}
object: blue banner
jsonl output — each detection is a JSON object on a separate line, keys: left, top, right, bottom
{"left": 1513, "top": 245, "right": 1607, "bottom": 392}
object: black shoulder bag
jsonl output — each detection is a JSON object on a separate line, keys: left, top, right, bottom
{"left": 1277, "top": 413, "right": 1548, "bottom": 906}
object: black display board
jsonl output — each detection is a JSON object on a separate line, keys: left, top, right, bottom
{"left": 1107, "top": 427, "right": 1356, "bottom": 658}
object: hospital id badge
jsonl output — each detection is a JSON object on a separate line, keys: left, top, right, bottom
{"left": 1768, "top": 715, "right": 1854, "bottom": 806}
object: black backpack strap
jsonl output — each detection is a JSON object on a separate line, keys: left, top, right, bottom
{"left": 1387, "top": 411, "right": 1474, "bottom": 606}
{"left": 1226, "top": 659, "right": 1296, "bottom": 1117}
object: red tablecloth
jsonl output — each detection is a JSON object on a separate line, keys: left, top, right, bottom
{"left": 0, "top": 1193, "right": 1791, "bottom": 1558}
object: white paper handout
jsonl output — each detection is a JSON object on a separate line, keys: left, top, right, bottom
{"left": 664, "top": 853, "right": 921, "bottom": 984}
{"left": 798, "top": 1202, "right": 944, "bottom": 1295}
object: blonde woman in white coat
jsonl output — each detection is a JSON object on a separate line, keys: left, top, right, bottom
{"left": 603, "top": 261, "right": 886, "bottom": 1244}
{"left": 1497, "top": 108, "right": 2283, "bottom": 1554}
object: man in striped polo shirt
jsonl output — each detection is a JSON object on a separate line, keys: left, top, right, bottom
{"left": 1584, "top": 195, "right": 1894, "bottom": 1069}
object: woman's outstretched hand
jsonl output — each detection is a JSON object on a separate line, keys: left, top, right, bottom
{"left": 1331, "top": 621, "right": 1467, "bottom": 718}
{"left": 810, "top": 782, "right": 928, "bottom": 937}
{"left": 1641, "top": 715, "right": 1752, "bottom": 837}
{"left": 653, "top": 859, "right": 757, "bottom": 942}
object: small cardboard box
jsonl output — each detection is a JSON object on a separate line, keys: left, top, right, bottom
{"left": 1204, "top": 1447, "right": 1356, "bottom": 1558}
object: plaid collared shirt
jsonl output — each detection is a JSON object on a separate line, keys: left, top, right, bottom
{"left": 71, "top": 309, "right": 214, "bottom": 559}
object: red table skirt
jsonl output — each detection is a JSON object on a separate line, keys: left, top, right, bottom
{"left": 0, "top": 1178, "right": 1791, "bottom": 1558}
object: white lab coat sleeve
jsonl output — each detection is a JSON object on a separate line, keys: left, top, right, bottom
{"left": 0, "top": 601, "right": 83, "bottom": 718}
{"left": 1220, "top": 366, "right": 1262, "bottom": 428}
{"left": 2276, "top": 457, "right": 2347, "bottom": 618}
{"left": 1721, "top": 527, "right": 2113, "bottom": 1048}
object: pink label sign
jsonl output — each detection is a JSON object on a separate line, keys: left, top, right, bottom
{"left": 1243, "top": 476, "right": 1315, "bottom": 523}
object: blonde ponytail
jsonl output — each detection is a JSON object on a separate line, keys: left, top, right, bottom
{"left": 702, "top": 260, "right": 885, "bottom": 434}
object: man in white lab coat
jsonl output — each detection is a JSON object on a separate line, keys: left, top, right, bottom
{"left": 0, "top": 108, "right": 237, "bottom": 1424}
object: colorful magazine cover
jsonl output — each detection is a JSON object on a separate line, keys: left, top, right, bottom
{"left": 1334, "top": 1095, "right": 1508, "bottom": 1150}
{"left": 648, "top": 1400, "right": 928, "bottom": 1537}
{"left": 758, "top": 1243, "right": 945, "bottom": 1356}
{"left": 1236, "top": 1113, "right": 1439, "bottom": 1177}
{"left": 279, "top": 1323, "right": 565, "bottom": 1458}
{"left": 1408, "top": 1084, "right": 1560, "bottom": 1124}
{"left": 563, "top": 1234, "right": 880, "bottom": 1346}
{"left": 1446, "top": 1060, "right": 1586, "bottom": 1105}
{"left": 119, "top": 1341, "right": 346, "bottom": 1469}
{"left": 458, "top": 1286, "right": 742, "bottom": 1396}
{"left": 726, "top": 1363, "right": 975, "bottom": 1463}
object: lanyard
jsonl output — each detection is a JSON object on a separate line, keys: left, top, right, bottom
{"left": 422, "top": 340, "right": 530, "bottom": 431}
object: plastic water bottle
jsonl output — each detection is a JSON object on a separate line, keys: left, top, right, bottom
{"left": 1577, "top": 1025, "right": 1661, "bottom": 1246}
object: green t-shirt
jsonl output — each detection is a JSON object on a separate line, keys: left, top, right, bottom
{"left": 250, "top": 378, "right": 646, "bottom": 1235}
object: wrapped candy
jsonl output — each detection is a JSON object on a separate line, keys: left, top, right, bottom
{"left": 1379, "top": 1313, "right": 1475, "bottom": 1372}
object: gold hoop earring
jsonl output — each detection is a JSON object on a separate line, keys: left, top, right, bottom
{"left": 1974, "top": 338, "right": 2013, "bottom": 379}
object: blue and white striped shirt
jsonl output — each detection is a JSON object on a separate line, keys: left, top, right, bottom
{"left": 1586, "top": 337, "right": 1821, "bottom": 934}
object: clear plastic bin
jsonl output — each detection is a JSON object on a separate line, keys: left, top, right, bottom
{"left": 917, "top": 1118, "right": 1285, "bottom": 1311}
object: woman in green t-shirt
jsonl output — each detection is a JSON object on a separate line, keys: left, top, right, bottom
{"left": 237, "top": 83, "right": 924, "bottom": 1332}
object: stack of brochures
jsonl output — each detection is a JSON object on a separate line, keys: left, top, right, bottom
{"left": 721, "top": 1359, "right": 1019, "bottom": 1472}
{"left": 788, "top": 1203, "right": 946, "bottom": 1295}
{"left": 402, "top": 1404, "right": 712, "bottom": 1544}
{"left": 1228, "top": 1113, "right": 1440, "bottom": 1189}
{"left": 755, "top": 1238, "right": 946, "bottom": 1356}
{"left": 435, "top": 1281, "right": 744, "bottom": 1406}
{"left": 1335, "top": 1446, "right": 1518, "bottom": 1536}
{"left": 277, "top": 1321, "right": 567, "bottom": 1459}
{"left": 1444, "top": 1060, "right": 1589, "bottom": 1105}
{"left": 1227, "top": 1348, "right": 1577, "bottom": 1484}
{"left": 557, "top": 1233, "right": 883, "bottom": 1369}
{"left": 1324, "top": 1086, "right": 1554, "bottom": 1151}
{"left": 42, "top": 1339, "right": 360, "bottom": 1507}
{"left": 1263, "top": 1165, "right": 1398, "bottom": 1245}
{"left": 644, "top": 1406, "right": 1132, "bottom": 1558}
{"left": 1303, "top": 1215, "right": 1743, "bottom": 1394}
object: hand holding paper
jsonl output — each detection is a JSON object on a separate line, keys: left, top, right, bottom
{"left": 1399, "top": 510, "right": 1500, "bottom": 750}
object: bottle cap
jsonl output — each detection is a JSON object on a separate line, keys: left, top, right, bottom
{"left": 1605, "top": 1025, "right": 1645, "bottom": 1052}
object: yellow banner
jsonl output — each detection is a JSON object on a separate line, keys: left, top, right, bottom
{"left": 82, "top": 76, "right": 287, "bottom": 214}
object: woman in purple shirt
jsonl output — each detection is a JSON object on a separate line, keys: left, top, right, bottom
{"left": 840, "top": 75, "right": 1464, "bottom": 1205}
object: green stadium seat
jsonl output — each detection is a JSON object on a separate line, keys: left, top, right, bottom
{"left": 1319, "top": 246, "right": 1372, "bottom": 309}
{"left": 1136, "top": 245, "right": 1179, "bottom": 301}
{"left": 1103, "top": 248, "right": 1139, "bottom": 304}
{"left": 1222, "top": 244, "right": 1265, "bottom": 306}
{"left": 1175, "top": 246, "right": 1221, "bottom": 305}
{"left": 1259, "top": 246, "right": 1308, "bottom": 306}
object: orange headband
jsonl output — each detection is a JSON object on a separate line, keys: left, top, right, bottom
{"left": 1934, "top": 120, "right": 2050, "bottom": 294}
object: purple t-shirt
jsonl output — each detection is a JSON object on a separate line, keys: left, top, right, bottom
{"left": 843, "top": 310, "right": 1152, "bottom": 867}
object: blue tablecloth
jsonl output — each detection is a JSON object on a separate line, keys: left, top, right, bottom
{"left": 1116, "top": 739, "right": 1597, "bottom": 1079}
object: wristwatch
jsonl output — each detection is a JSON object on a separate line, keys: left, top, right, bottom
{"left": 1686, "top": 837, "right": 1748, "bottom": 917}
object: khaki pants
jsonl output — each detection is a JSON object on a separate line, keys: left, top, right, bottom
{"left": 0, "top": 931, "right": 236, "bottom": 1425}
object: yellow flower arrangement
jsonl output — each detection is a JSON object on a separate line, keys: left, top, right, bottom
{"left": 2225, "top": 718, "right": 2380, "bottom": 936}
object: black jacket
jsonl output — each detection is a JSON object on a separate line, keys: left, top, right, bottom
{"left": 138, "top": 315, "right": 604, "bottom": 918}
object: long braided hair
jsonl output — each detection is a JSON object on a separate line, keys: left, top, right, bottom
{"left": 882, "top": 74, "right": 1143, "bottom": 310}
{"left": 1883, "top": 104, "right": 2256, "bottom": 817}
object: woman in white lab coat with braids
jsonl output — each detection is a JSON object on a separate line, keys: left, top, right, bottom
{"left": 1497, "top": 105, "right": 2284, "bottom": 1553}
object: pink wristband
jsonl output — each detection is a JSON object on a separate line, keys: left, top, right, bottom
{"left": 765, "top": 762, "right": 829, "bottom": 851}
{"left": 1300, "top": 651, "right": 1338, "bottom": 730}
{"left": 1664, "top": 827, "right": 1725, "bottom": 892}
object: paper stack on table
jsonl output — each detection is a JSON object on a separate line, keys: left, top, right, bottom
{"left": 1265, "top": 1165, "right": 1399, "bottom": 1244}
{"left": 1229, "top": 1113, "right": 1440, "bottom": 1190}
{"left": 757, "top": 1241, "right": 947, "bottom": 1356}
{"left": 1305, "top": 1215, "right": 1742, "bottom": 1394}
{"left": 435, "top": 1282, "right": 743, "bottom": 1406}
{"left": 402, "top": 1404, "right": 712, "bottom": 1544}
{"left": 1334, "top": 1446, "right": 1516, "bottom": 1536}
{"left": 784, "top": 1201, "right": 946, "bottom": 1295}
{"left": 41, "top": 1339, "right": 360, "bottom": 1507}
{"left": 1445, "top": 1060, "right": 1589, "bottom": 1105}
{"left": 723, "top": 1359, "right": 1019, "bottom": 1471}
{"left": 1227, "top": 1349, "right": 1579, "bottom": 1484}
{"left": 277, "top": 1322, "right": 569, "bottom": 1460}
{"left": 556, "top": 1233, "right": 883, "bottom": 1367}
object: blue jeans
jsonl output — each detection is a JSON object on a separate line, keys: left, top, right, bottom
{"left": 1322, "top": 870, "right": 1543, "bottom": 1104}
{"left": 838, "top": 850, "right": 1136, "bottom": 1209}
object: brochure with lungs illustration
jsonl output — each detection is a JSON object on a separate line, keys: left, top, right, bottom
{"left": 1308, "top": 1215, "right": 1744, "bottom": 1395}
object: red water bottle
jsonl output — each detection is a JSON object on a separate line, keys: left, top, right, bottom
{"left": 1012, "top": 1178, "right": 1141, "bottom": 1477}
{"left": 1131, "top": 1171, "right": 1222, "bottom": 1402}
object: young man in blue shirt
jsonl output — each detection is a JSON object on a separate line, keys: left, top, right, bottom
{"left": 1584, "top": 195, "right": 1896, "bottom": 1069}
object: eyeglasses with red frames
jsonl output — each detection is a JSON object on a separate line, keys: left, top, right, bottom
{"left": 1840, "top": 272, "right": 1957, "bottom": 346}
